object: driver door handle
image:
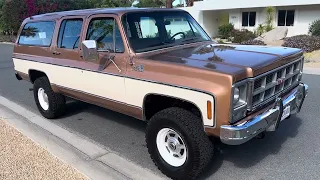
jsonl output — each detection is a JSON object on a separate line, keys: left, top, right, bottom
{"left": 53, "top": 51, "right": 61, "bottom": 55}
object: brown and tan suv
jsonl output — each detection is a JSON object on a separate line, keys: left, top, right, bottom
{"left": 12, "top": 8, "right": 308, "bottom": 179}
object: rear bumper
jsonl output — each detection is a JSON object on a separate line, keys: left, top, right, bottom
{"left": 220, "top": 83, "right": 308, "bottom": 145}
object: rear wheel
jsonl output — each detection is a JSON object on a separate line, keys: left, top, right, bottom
{"left": 33, "top": 76, "right": 66, "bottom": 119}
{"left": 146, "top": 107, "right": 214, "bottom": 180}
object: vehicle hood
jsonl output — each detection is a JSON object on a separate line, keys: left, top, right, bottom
{"left": 145, "top": 43, "right": 303, "bottom": 82}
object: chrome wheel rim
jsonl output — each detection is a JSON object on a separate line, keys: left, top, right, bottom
{"left": 38, "top": 88, "right": 49, "bottom": 110}
{"left": 156, "top": 128, "right": 187, "bottom": 167}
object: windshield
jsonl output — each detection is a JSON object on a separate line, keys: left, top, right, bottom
{"left": 122, "top": 11, "right": 211, "bottom": 53}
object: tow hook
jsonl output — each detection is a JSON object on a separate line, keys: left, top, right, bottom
{"left": 256, "top": 132, "right": 266, "bottom": 139}
{"left": 29, "top": 88, "right": 33, "bottom": 91}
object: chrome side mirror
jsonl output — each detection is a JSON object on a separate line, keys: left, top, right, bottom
{"left": 82, "top": 40, "right": 98, "bottom": 61}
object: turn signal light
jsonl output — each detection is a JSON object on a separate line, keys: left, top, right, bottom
{"left": 207, "top": 101, "right": 212, "bottom": 120}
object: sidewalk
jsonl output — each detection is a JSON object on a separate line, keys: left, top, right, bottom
{"left": 0, "top": 96, "right": 165, "bottom": 180}
{"left": 0, "top": 119, "right": 88, "bottom": 180}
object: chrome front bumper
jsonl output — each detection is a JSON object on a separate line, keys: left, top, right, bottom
{"left": 220, "top": 83, "right": 308, "bottom": 145}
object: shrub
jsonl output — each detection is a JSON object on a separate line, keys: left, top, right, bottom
{"left": 0, "top": 35, "right": 16, "bottom": 42}
{"left": 240, "top": 39, "right": 266, "bottom": 46}
{"left": 217, "top": 39, "right": 225, "bottom": 44}
{"left": 308, "top": 20, "right": 320, "bottom": 36}
{"left": 282, "top": 35, "right": 320, "bottom": 52}
{"left": 218, "top": 23, "right": 234, "bottom": 39}
{"left": 255, "top": 24, "right": 265, "bottom": 36}
{"left": 231, "top": 29, "right": 257, "bottom": 43}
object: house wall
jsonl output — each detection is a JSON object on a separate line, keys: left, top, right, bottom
{"left": 202, "top": 11, "right": 219, "bottom": 37}
{"left": 286, "top": 5, "right": 320, "bottom": 36}
{"left": 192, "top": 0, "right": 320, "bottom": 11}
{"left": 182, "top": 4, "right": 320, "bottom": 38}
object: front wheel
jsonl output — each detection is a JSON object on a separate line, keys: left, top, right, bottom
{"left": 146, "top": 107, "right": 214, "bottom": 180}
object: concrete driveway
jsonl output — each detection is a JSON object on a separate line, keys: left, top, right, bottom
{"left": 1, "top": 43, "right": 320, "bottom": 180}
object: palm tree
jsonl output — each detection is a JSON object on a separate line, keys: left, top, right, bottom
{"left": 186, "top": 0, "right": 194, "bottom": 6}
{"left": 166, "top": 0, "right": 172, "bottom": 8}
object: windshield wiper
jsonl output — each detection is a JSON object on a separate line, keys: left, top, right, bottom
{"left": 181, "top": 37, "right": 201, "bottom": 43}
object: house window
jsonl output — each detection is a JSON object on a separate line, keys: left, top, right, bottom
{"left": 278, "top": 10, "right": 295, "bottom": 26}
{"left": 242, "top": 12, "right": 256, "bottom": 27}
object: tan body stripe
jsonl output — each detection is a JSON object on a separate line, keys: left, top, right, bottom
{"left": 13, "top": 58, "right": 215, "bottom": 127}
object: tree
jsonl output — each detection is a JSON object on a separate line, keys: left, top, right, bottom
{"left": 0, "top": 0, "right": 5, "bottom": 33}
{"left": 0, "top": 0, "right": 27, "bottom": 35}
{"left": 135, "top": 0, "right": 165, "bottom": 8}
{"left": 166, "top": 0, "right": 195, "bottom": 8}
{"left": 186, "top": 0, "right": 194, "bottom": 6}
{"left": 264, "top": 6, "right": 275, "bottom": 31}
{"left": 89, "top": 0, "right": 133, "bottom": 8}
{"left": 166, "top": 0, "right": 172, "bottom": 8}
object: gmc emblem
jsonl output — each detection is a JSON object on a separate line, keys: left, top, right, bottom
{"left": 276, "top": 78, "right": 285, "bottom": 85}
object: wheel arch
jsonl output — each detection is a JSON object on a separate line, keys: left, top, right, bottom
{"left": 142, "top": 93, "right": 204, "bottom": 123}
{"left": 28, "top": 69, "right": 48, "bottom": 84}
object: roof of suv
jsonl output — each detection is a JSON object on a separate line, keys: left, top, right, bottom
{"left": 28, "top": 7, "right": 185, "bottom": 20}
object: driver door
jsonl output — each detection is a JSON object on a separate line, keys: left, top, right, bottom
{"left": 79, "top": 14, "right": 128, "bottom": 105}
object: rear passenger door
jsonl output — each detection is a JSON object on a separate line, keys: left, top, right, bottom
{"left": 52, "top": 16, "right": 85, "bottom": 61}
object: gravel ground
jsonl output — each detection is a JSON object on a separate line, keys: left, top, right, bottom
{"left": 0, "top": 118, "right": 88, "bottom": 180}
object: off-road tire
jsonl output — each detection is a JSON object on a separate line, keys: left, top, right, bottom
{"left": 146, "top": 107, "right": 214, "bottom": 180}
{"left": 33, "top": 76, "right": 66, "bottom": 119}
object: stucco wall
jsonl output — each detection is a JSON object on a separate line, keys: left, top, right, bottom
{"left": 202, "top": 11, "right": 219, "bottom": 37}
{"left": 286, "top": 5, "right": 320, "bottom": 36}
{"left": 182, "top": 4, "right": 320, "bottom": 38}
{"left": 193, "top": 0, "right": 320, "bottom": 11}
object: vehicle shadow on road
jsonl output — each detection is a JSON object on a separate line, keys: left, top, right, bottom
{"left": 59, "top": 98, "right": 147, "bottom": 132}
{"left": 60, "top": 99, "right": 90, "bottom": 118}
{"left": 199, "top": 116, "right": 302, "bottom": 179}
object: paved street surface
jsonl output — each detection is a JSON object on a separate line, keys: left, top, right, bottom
{"left": 1, "top": 44, "right": 320, "bottom": 179}
{"left": 0, "top": 118, "right": 88, "bottom": 180}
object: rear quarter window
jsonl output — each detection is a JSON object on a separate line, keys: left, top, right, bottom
{"left": 18, "top": 21, "right": 55, "bottom": 47}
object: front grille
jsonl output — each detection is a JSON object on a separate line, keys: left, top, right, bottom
{"left": 251, "top": 59, "right": 302, "bottom": 107}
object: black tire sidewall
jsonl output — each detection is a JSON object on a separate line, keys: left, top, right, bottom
{"left": 33, "top": 77, "right": 60, "bottom": 118}
{"left": 147, "top": 117, "right": 199, "bottom": 178}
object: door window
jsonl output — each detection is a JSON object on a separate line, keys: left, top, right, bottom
{"left": 139, "top": 17, "right": 159, "bottom": 38}
{"left": 18, "top": 21, "right": 55, "bottom": 46}
{"left": 57, "top": 19, "right": 83, "bottom": 49}
{"left": 86, "top": 18, "right": 124, "bottom": 53}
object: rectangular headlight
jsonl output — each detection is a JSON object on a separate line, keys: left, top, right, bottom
{"left": 230, "top": 81, "right": 249, "bottom": 123}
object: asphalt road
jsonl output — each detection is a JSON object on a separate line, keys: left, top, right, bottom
{"left": 1, "top": 43, "right": 320, "bottom": 180}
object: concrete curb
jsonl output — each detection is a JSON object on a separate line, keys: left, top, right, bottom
{"left": 0, "top": 95, "right": 165, "bottom": 180}
{"left": 0, "top": 42, "right": 14, "bottom": 45}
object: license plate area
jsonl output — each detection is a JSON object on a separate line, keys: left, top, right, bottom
{"left": 281, "top": 105, "right": 290, "bottom": 121}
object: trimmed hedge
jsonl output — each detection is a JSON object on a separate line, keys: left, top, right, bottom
{"left": 282, "top": 35, "right": 320, "bottom": 52}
